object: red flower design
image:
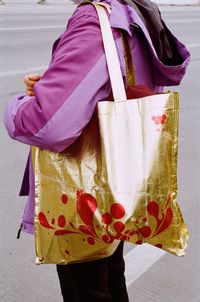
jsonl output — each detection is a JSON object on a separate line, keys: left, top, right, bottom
{"left": 37, "top": 191, "right": 174, "bottom": 251}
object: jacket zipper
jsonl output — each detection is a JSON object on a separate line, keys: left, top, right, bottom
{"left": 17, "top": 223, "right": 23, "bottom": 239}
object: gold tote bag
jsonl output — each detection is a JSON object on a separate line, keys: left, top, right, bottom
{"left": 32, "top": 3, "right": 189, "bottom": 264}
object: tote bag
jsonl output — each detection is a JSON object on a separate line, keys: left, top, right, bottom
{"left": 32, "top": 3, "right": 189, "bottom": 264}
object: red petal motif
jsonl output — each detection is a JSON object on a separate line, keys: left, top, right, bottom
{"left": 38, "top": 212, "right": 55, "bottom": 229}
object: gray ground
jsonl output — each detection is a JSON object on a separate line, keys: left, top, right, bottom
{"left": 0, "top": 2, "right": 200, "bottom": 302}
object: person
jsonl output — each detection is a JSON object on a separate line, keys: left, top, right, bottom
{"left": 4, "top": 0, "right": 190, "bottom": 301}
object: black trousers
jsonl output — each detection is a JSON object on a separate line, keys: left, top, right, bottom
{"left": 56, "top": 241, "right": 129, "bottom": 302}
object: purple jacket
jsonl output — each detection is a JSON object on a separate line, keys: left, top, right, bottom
{"left": 4, "top": 0, "right": 190, "bottom": 235}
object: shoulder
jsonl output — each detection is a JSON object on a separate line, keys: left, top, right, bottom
{"left": 67, "top": 3, "right": 99, "bottom": 27}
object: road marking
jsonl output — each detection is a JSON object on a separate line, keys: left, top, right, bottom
{"left": 124, "top": 244, "right": 166, "bottom": 287}
{"left": 0, "top": 25, "right": 64, "bottom": 32}
{"left": 187, "top": 43, "right": 200, "bottom": 49}
{"left": 0, "top": 18, "right": 200, "bottom": 32}
{"left": 161, "top": 9, "right": 200, "bottom": 12}
{"left": 167, "top": 19, "right": 200, "bottom": 24}
{"left": 0, "top": 66, "right": 47, "bottom": 78}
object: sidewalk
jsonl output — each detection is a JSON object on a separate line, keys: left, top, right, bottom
{"left": 1, "top": 0, "right": 71, "bottom": 3}
{"left": 0, "top": 1, "right": 200, "bottom": 16}
{"left": 1, "top": 0, "right": 200, "bottom": 5}
{"left": 154, "top": 0, "right": 200, "bottom": 4}
{"left": 1, "top": 1, "right": 200, "bottom": 14}
{"left": 0, "top": 0, "right": 75, "bottom": 13}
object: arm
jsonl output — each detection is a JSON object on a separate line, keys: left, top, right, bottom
{"left": 4, "top": 9, "right": 113, "bottom": 152}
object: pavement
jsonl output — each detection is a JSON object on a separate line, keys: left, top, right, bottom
{"left": 0, "top": 2, "right": 200, "bottom": 302}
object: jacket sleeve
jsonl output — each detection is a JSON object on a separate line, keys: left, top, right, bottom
{"left": 4, "top": 8, "right": 113, "bottom": 152}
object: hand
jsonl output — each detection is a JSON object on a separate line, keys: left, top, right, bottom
{"left": 24, "top": 73, "right": 41, "bottom": 96}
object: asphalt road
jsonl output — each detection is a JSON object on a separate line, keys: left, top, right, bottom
{"left": 0, "top": 3, "right": 200, "bottom": 302}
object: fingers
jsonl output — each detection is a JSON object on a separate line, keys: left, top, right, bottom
{"left": 23, "top": 73, "right": 41, "bottom": 86}
{"left": 26, "top": 90, "right": 35, "bottom": 97}
{"left": 24, "top": 73, "right": 41, "bottom": 96}
{"left": 26, "top": 84, "right": 35, "bottom": 96}
{"left": 28, "top": 73, "right": 41, "bottom": 81}
{"left": 24, "top": 78, "right": 36, "bottom": 87}
{"left": 24, "top": 80, "right": 35, "bottom": 96}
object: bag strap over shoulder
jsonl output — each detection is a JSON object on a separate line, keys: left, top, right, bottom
{"left": 95, "top": 3, "right": 128, "bottom": 102}
{"left": 79, "top": 2, "right": 127, "bottom": 102}
{"left": 93, "top": 3, "right": 136, "bottom": 87}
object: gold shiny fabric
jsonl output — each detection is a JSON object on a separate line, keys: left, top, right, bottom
{"left": 33, "top": 91, "right": 189, "bottom": 265}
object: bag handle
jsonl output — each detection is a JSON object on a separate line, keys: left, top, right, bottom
{"left": 79, "top": 2, "right": 127, "bottom": 102}
{"left": 94, "top": 4, "right": 127, "bottom": 102}
{"left": 94, "top": 3, "right": 136, "bottom": 87}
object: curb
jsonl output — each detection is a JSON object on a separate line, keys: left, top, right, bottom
{"left": 158, "top": 3, "right": 200, "bottom": 5}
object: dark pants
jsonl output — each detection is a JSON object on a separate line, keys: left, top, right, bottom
{"left": 56, "top": 241, "right": 129, "bottom": 302}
